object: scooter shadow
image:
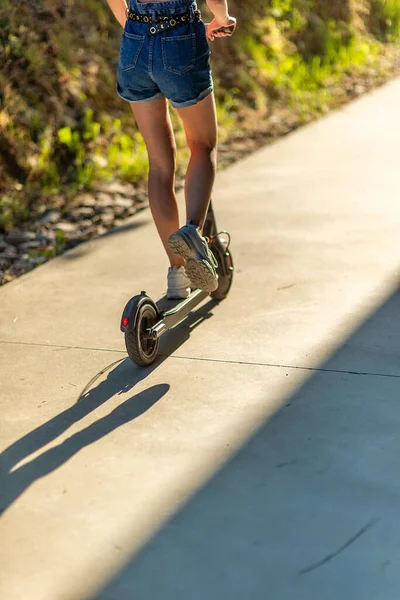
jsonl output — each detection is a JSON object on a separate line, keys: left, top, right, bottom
{"left": 77, "top": 295, "right": 219, "bottom": 405}
{"left": 0, "top": 298, "right": 218, "bottom": 517}
{"left": 157, "top": 296, "right": 218, "bottom": 360}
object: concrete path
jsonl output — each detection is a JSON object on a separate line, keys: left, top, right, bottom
{"left": 1, "top": 78, "right": 400, "bottom": 600}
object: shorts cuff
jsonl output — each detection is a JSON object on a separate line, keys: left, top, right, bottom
{"left": 116, "top": 86, "right": 164, "bottom": 104}
{"left": 169, "top": 86, "right": 213, "bottom": 109}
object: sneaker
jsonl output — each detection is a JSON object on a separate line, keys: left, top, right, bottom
{"left": 167, "top": 266, "right": 191, "bottom": 300}
{"left": 168, "top": 221, "right": 219, "bottom": 293}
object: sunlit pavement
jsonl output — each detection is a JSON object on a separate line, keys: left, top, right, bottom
{"left": 0, "top": 78, "right": 399, "bottom": 600}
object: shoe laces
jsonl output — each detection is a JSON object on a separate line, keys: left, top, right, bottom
{"left": 202, "top": 236, "right": 218, "bottom": 268}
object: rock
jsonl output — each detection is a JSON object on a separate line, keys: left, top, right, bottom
{"left": 5, "top": 229, "right": 37, "bottom": 246}
{"left": 36, "top": 231, "right": 56, "bottom": 245}
{"left": 64, "top": 236, "right": 83, "bottom": 249}
{"left": 268, "top": 114, "right": 281, "bottom": 124}
{"left": 40, "top": 209, "right": 61, "bottom": 224}
{"left": 100, "top": 212, "right": 115, "bottom": 226}
{"left": 19, "top": 241, "right": 43, "bottom": 252}
{"left": 80, "top": 206, "right": 96, "bottom": 218}
{"left": 0, "top": 237, "right": 7, "bottom": 252}
{"left": 135, "top": 192, "right": 147, "bottom": 204}
{"left": 0, "top": 257, "right": 11, "bottom": 270}
{"left": 96, "top": 225, "right": 107, "bottom": 236}
{"left": 98, "top": 181, "right": 134, "bottom": 196}
{"left": 67, "top": 206, "right": 96, "bottom": 221}
{"left": 80, "top": 229, "right": 96, "bottom": 241}
{"left": 113, "top": 206, "right": 129, "bottom": 218}
{"left": 0, "top": 245, "right": 18, "bottom": 259}
{"left": 9, "top": 258, "right": 34, "bottom": 276}
{"left": 31, "top": 256, "right": 47, "bottom": 266}
{"left": 113, "top": 195, "right": 133, "bottom": 208}
{"left": 55, "top": 222, "right": 77, "bottom": 234}
{"left": 95, "top": 192, "right": 114, "bottom": 208}
{"left": 73, "top": 193, "right": 97, "bottom": 207}
{"left": 51, "top": 195, "right": 66, "bottom": 209}
{"left": 78, "top": 219, "right": 94, "bottom": 230}
{"left": 0, "top": 271, "right": 14, "bottom": 285}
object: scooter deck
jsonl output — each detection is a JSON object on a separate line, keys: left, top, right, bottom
{"left": 156, "top": 288, "right": 208, "bottom": 316}
{"left": 149, "top": 288, "right": 209, "bottom": 339}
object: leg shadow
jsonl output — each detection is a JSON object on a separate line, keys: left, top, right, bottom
{"left": 0, "top": 295, "right": 218, "bottom": 516}
{"left": 0, "top": 384, "right": 169, "bottom": 516}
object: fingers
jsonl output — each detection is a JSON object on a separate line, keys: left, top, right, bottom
{"left": 205, "top": 24, "right": 234, "bottom": 41}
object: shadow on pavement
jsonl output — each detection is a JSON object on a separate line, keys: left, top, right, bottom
{"left": 0, "top": 296, "right": 217, "bottom": 517}
{"left": 98, "top": 215, "right": 149, "bottom": 239}
{"left": 92, "top": 289, "right": 400, "bottom": 600}
{"left": 0, "top": 383, "right": 169, "bottom": 517}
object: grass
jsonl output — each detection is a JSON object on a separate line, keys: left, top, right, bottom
{"left": 1, "top": 0, "right": 400, "bottom": 231}
{"left": 371, "top": 0, "right": 400, "bottom": 40}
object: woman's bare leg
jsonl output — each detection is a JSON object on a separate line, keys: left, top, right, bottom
{"left": 129, "top": 97, "right": 184, "bottom": 267}
{"left": 175, "top": 92, "right": 218, "bottom": 232}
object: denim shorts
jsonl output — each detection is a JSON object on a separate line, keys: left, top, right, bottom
{"left": 116, "top": 0, "right": 213, "bottom": 108}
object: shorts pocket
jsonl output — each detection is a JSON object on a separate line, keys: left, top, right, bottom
{"left": 161, "top": 33, "right": 196, "bottom": 76}
{"left": 119, "top": 31, "right": 145, "bottom": 72}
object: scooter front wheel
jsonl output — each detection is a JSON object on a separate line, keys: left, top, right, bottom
{"left": 125, "top": 301, "right": 160, "bottom": 367}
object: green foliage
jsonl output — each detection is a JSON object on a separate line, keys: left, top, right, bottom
{"left": 227, "top": 12, "right": 379, "bottom": 121}
{"left": 371, "top": 0, "right": 400, "bottom": 40}
{"left": 0, "top": 0, "right": 398, "bottom": 231}
{"left": 106, "top": 119, "right": 149, "bottom": 181}
{"left": 0, "top": 192, "right": 28, "bottom": 231}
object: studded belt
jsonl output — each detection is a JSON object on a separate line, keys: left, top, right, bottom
{"left": 126, "top": 7, "right": 201, "bottom": 35}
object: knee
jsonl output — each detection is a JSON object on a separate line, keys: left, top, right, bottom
{"left": 188, "top": 140, "right": 217, "bottom": 163}
{"left": 148, "top": 148, "right": 176, "bottom": 182}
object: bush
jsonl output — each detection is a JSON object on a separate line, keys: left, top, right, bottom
{"left": 370, "top": 0, "right": 400, "bottom": 40}
{"left": 0, "top": 0, "right": 398, "bottom": 231}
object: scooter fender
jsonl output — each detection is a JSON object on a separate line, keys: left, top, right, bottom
{"left": 120, "top": 294, "right": 158, "bottom": 334}
{"left": 211, "top": 239, "right": 233, "bottom": 278}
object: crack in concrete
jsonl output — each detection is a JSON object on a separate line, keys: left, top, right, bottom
{"left": 1, "top": 340, "right": 400, "bottom": 380}
{"left": 0, "top": 339, "right": 126, "bottom": 354}
{"left": 167, "top": 353, "right": 400, "bottom": 380}
{"left": 299, "top": 518, "right": 379, "bottom": 575}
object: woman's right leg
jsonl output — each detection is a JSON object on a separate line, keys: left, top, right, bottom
{"left": 175, "top": 92, "right": 218, "bottom": 231}
{"left": 167, "top": 92, "right": 219, "bottom": 293}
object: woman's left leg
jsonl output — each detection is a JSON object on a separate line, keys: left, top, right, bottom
{"left": 129, "top": 96, "right": 184, "bottom": 268}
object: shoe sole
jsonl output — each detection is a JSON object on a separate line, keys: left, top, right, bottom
{"left": 168, "top": 233, "right": 218, "bottom": 293}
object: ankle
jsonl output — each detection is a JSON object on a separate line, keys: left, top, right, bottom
{"left": 170, "top": 260, "right": 185, "bottom": 269}
{"left": 186, "top": 219, "right": 205, "bottom": 235}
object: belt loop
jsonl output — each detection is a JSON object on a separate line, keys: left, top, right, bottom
{"left": 151, "top": 9, "right": 156, "bottom": 23}
{"left": 189, "top": 4, "right": 195, "bottom": 22}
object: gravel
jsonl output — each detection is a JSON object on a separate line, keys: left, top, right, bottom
{"left": 0, "top": 182, "right": 146, "bottom": 285}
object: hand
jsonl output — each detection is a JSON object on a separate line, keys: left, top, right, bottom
{"left": 206, "top": 16, "right": 237, "bottom": 41}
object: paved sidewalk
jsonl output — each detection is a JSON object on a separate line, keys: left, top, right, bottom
{"left": 1, "top": 79, "right": 400, "bottom": 600}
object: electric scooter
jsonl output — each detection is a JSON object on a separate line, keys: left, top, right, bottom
{"left": 120, "top": 200, "right": 233, "bottom": 367}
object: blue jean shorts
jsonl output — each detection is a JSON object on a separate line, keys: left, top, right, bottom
{"left": 116, "top": 0, "right": 213, "bottom": 108}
